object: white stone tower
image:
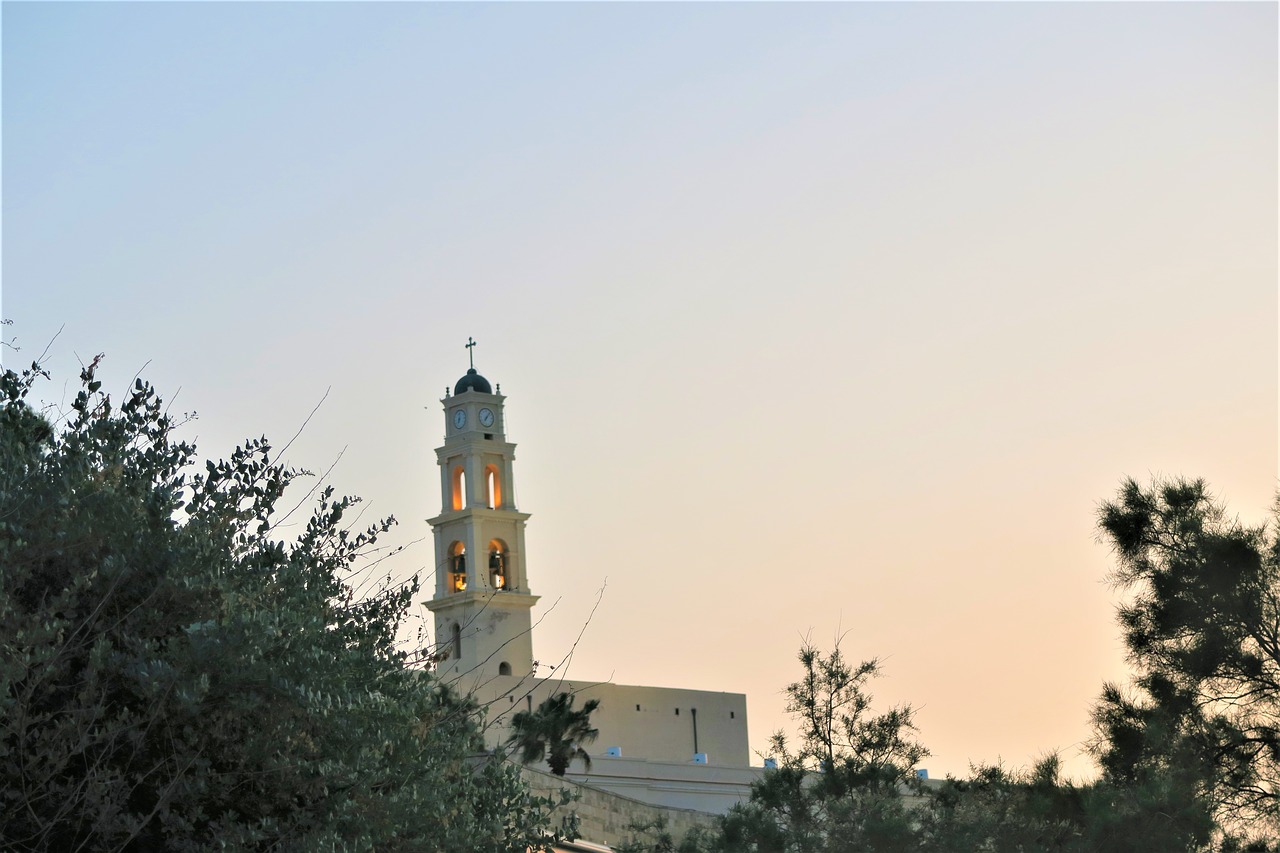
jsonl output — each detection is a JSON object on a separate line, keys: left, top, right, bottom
{"left": 426, "top": 341, "right": 538, "bottom": 683}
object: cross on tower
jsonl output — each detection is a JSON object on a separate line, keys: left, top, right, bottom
{"left": 465, "top": 337, "right": 477, "bottom": 369}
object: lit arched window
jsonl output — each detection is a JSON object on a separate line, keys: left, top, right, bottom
{"left": 485, "top": 464, "right": 502, "bottom": 509}
{"left": 451, "top": 466, "right": 466, "bottom": 511}
{"left": 488, "top": 539, "right": 508, "bottom": 590}
{"left": 449, "top": 541, "right": 467, "bottom": 593}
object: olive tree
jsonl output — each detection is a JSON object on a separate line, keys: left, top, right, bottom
{"left": 0, "top": 361, "right": 565, "bottom": 851}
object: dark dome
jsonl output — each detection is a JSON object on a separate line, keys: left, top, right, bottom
{"left": 454, "top": 368, "right": 492, "bottom": 395}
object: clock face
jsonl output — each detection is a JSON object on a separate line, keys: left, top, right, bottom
{"left": 478, "top": 407, "right": 495, "bottom": 428}
{"left": 452, "top": 409, "right": 467, "bottom": 430}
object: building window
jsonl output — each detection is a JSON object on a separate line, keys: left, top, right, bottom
{"left": 730, "top": 711, "right": 735, "bottom": 719}
{"left": 451, "top": 623, "right": 462, "bottom": 660}
{"left": 485, "top": 464, "right": 502, "bottom": 509}
{"left": 499, "top": 661, "right": 512, "bottom": 676}
{"left": 451, "top": 466, "right": 466, "bottom": 511}
{"left": 674, "top": 708, "right": 680, "bottom": 716}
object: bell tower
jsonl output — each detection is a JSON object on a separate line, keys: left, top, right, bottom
{"left": 426, "top": 340, "right": 538, "bottom": 683}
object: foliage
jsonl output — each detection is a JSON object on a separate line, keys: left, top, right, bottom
{"left": 1094, "top": 477, "right": 1280, "bottom": 842}
{"left": 780, "top": 644, "right": 928, "bottom": 783}
{"left": 918, "top": 760, "right": 1060, "bottom": 851}
{"left": 508, "top": 692, "right": 600, "bottom": 777}
{"left": 919, "top": 754, "right": 1230, "bottom": 852}
{"left": 711, "top": 642, "right": 928, "bottom": 853}
{"left": 0, "top": 362, "right": 565, "bottom": 851}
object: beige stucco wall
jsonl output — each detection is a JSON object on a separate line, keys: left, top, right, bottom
{"left": 470, "top": 674, "right": 751, "bottom": 768}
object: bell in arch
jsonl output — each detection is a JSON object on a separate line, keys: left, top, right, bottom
{"left": 489, "top": 548, "right": 507, "bottom": 591}
{"left": 451, "top": 552, "right": 467, "bottom": 592}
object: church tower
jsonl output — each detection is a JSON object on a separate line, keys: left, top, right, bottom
{"left": 426, "top": 341, "right": 538, "bottom": 683}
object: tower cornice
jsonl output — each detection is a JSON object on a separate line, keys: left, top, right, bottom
{"left": 427, "top": 507, "right": 532, "bottom": 527}
{"left": 424, "top": 589, "right": 540, "bottom": 614}
{"left": 435, "top": 438, "right": 518, "bottom": 456}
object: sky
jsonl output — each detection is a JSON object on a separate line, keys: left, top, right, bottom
{"left": 3, "top": 1, "right": 1276, "bottom": 781}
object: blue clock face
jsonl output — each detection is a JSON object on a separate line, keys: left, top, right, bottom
{"left": 453, "top": 409, "right": 467, "bottom": 430}
{"left": 478, "top": 408, "right": 494, "bottom": 428}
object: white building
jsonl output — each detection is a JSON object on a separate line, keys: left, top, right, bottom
{"left": 424, "top": 355, "right": 759, "bottom": 817}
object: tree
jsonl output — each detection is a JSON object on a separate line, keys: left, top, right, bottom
{"left": 0, "top": 361, "right": 565, "bottom": 851}
{"left": 1093, "top": 477, "right": 1279, "bottom": 845}
{"left": 714, "top": 642, "right": 928, "bottom": 853}
{"left": 508, "top": 692, "right": 601, "bottom": 777}
{"left": 780, "top": 644, "right": 928, "bottom": 786}
{"left": 915, "top": 753, "right": 1165, "bottom": 853}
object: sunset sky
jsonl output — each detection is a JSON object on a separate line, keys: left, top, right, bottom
{"left": 4, "top": 2, "right": 1276, "bottom": 780}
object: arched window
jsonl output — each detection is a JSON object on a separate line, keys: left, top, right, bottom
{"left": 488, "top": 539, "right": 508, "bottom": 590}
{"left": 451, "top": 466, "right": 466, "bottom": 511}
{"left": 451, "top": 623, "right": 462, "bottom": 661}
{"left": 449, "top": 541, "right": 467, "bottom": 593}
{"left": 498, "top": 661, "right": 512, "bottom": 676}
{"left": 485, "top": 464, "right": 502, "bottom": 509}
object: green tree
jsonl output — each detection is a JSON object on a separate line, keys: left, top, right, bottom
{"left": 0, "top": 362, "right": 565, "bottom": 851}
{"left": 508, "top": 692, "right": 601, "bottom": 777}
{"left": 714, "top": 642, "right": 928, "bottom": 853}
{"left": 1093, "top": 477, "right": 1279, "bottom": 844}
{"left": 917, "top": 756, "right": 1101, "bottom": 852}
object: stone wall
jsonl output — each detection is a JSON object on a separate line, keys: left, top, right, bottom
{"left": 522, "top": 766, "right": 719, "bottom": 850}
